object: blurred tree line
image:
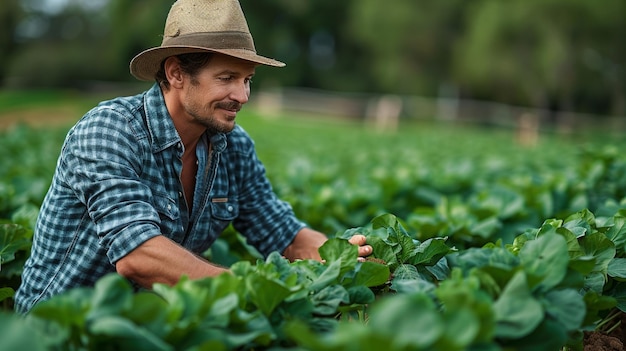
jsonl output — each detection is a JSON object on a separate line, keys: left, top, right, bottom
{"left": 1, "top": 0, "right": 624, "bottom": 116}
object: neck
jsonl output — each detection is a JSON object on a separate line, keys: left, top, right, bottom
{"left": 163, "top": 86, "right": 206, "bottom": 151}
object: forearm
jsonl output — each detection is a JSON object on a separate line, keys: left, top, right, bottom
{"left": 115, "top": 235, "right": 228, "bottom": 288}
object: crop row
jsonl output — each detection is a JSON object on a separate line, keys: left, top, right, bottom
{"left": 1, "top": 117, "right": 625, "bottom": 350}
{"left": 2, "top": 206, "right": 625, "bottom": 350}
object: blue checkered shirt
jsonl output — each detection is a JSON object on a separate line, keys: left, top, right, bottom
{"left": 15, "top": 84, "right": 305, "bottom": 313}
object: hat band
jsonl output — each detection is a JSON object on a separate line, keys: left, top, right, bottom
{"left": 162, "top": 31, "right": 256, "bottom": 52}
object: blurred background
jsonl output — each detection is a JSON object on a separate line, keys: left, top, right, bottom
{"left": 0, "top": 0, "right": 624, "bottom": 133}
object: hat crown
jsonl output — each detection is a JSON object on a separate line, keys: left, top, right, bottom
{"left": 129, "top": 0, "right": 285, "bottom": 81}
{"left": 163, "top": 0, "right": 251, "bottom": 42}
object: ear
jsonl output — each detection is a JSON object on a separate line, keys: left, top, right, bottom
{"left": 164, "top": 56, "right": 184, "bottom": 88}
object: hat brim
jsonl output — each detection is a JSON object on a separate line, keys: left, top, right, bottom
{"left": 129, "top": 46, "right": 286, "bottom": 81}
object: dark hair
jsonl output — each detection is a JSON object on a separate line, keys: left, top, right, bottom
{"left": 155, "top": 52, "right": 213, "bottom": 89}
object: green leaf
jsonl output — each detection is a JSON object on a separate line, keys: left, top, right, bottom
{"left": 585, "top": 271, "right": 608, "bottom": 294}
{"left": 425, "top": 256, "right": 451, "bottom": 281}
{"left": 519, "top": 233, "right": 569, "bottom": 292}
{"left": 0, "top": 312, "right": 48, "bottom": 351}
{"left": 608, "top": 258, "right": 626, "bottom": 280}
{"left": 605, "top": 215, "right": 626, "bottom": 255}
{"left": 318, "top": 238, "right": 358, "bottom": 277}
{"left": 390, "top": 264, "right": 437, "bottom": 294}
{"left": 371, "top": 213, "right": 403, "bottom": 232}
{"left": 225, "top": 309, "right": 274, "bottom": 347}
{"left": 346, "top": 285, "right": 375, "bottom": 305}
{"left": 368, "top": 293, "right": 444, "bottom": 349}
{"left": 127, "top": 291, "right": 170, "bottom": 335}
{"left": 471, "top": 216, "right": 502, "bottom": 239}
{"left": 441, "top": 307, "right": 480, "bottom": 349}
{"left": 349, "top": 261, "right": 390, "bottom": 288}
{"left": 283, "top": 320, "right": 334, "bottom": 350}
{"left": 246, "top": 274, "right": 293, "bottom": 316}
{"left": 438, "top": 269, "right": 496, "bottom": 344}
{"left": 87, "top": 274, "right": 134, "bottom": 320}
{"left": 310, "top": 285, "right": 349, "bottom": 316}
{"left": 0, "top": 224, "right": 31, "bottom": 267}
{"left": 558, "top": 226, "right": 584, "bottom": 259}
{"left": 0, "top": 287, "right": 14, "bottom": 302}
{"left": 580, "top": 231, "right": 616, "bottom": 278}
{"left": 88, "top": 315, "right": 173, "bottom": 351}
{"left": 493, "top": 271, "right": 543, "bottom": 338}
{"left": 396, "top": 232, "right": 418, "bottom": 263}
{"left": 208, "top": 293, "right": 239, "bottom": 324}
{"left": 309, "top": 258, "right": 341, "bottom": 291}
{"left": 583, "top": 290, "right": 617, "bottom": 326}
{"left": 408, "top": 237, "right": 454, "bottom": 266}
{"left": 391, "top": 274, "right": 437, "bottom": 294}
{"left": 609, "top": 281, "right": 626, "bottom": 312}
{"left": 569, "top": 255, "right": 596, "bottom": 275}
{"left": 367, "top": 235, "right": 398, "bottom": 270}
{"left": 542, "top": 289, "right": 586, "bottom": 331}
{"left": 500, "top": 318, "right": 568, "bottom": 351}
{"left": 30, "top": 286, "right": 92, "bottom": 328}
{"left": 563, "top": 218, "right": 593, "bottom": 238}
{"left": 10, "top": 203, "right": 39, "bottom": 229}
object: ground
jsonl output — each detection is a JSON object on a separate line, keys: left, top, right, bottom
{"left": 584, "top": 311, "right": 625, "bottom": 351}
{"left": 0, "top": 106, "right": 81, "bottom": 129}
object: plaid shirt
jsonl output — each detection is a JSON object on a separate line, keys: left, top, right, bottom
{"left": 15, "top": 84, "right": 305, "bottom": 313}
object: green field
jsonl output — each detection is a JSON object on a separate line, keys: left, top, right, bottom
{"left": 1, "top": 92, "right": 625, "bottom": 350}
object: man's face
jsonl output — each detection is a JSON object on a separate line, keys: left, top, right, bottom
{"left": 181, "top": 53, "right": 257, "bottom": 134}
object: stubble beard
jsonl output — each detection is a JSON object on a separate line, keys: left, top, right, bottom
{"left": 188, "top": 101, "right": 242, "bottom": 135}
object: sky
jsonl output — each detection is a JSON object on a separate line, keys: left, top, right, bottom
{"left": 31, "top": 0, "right": 108, "bottom": 14}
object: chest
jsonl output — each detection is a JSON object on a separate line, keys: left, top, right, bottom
{"left": 181, "top": 149, "right": 199, "bottom": 211}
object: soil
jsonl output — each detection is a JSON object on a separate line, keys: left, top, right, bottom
{"left": 584, "top": 310, "right": 625, "bottom": 351}
{"left": 0, "top": 106, "right": 81, "bottom": 130}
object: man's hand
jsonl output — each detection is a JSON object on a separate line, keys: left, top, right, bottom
{"left": 348, "top": 234, "right": 373, "bottom": 262}
{"left": 282, "top": 228, "right": 327, "bottom": 261}
{"left": 283, "top": 228, "right": 373, "bottom": 262}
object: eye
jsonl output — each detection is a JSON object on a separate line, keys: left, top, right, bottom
{"left": 219, "top": 76, "right": 234, "bottom": 82}
{"left": 245, "top": 77, "right": 253, "bottom": 84}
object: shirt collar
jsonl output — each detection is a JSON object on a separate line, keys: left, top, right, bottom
{"left": 144, "top": 83, "right": 181, "bottom": 153}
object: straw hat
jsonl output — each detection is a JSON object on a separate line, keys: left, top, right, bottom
{"left": 129, "top": 0, "right": 285, "bottom": 81}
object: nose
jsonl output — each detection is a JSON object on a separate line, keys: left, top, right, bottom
{"left": 230, "top": 80, "right": 250, "bottom": 104}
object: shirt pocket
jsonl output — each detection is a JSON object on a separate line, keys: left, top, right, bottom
{"left": 210, "top": 197, "right": 239, "bottom": 221}
{"left": 153, "top": 193, "right": 181, "bottom": 237}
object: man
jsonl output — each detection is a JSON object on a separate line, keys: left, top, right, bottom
{"left": 15, "top": 0, "right": 371, "bottom": 314}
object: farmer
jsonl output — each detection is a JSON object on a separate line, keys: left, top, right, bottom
{"left": 15, "top": 0, "right": 372, "bottom": 314}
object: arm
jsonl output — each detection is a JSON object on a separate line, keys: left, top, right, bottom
{"left": 115, "top": 235, "right": 229, "bottom": 288}
{"left": 282, "top": 227, "right": 372, "bottom": 262}
{"left": 282, "top": 227, "right": 328, "bottom": 261}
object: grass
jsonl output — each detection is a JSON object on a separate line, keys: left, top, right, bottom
{"left": 0, "top": 88, "right": 621, "bottom": 152}
{"left": 0, "top": 89, "right": 128, "bottom": 129}
{"left": 0, "top": 90, "right": 77, "bottom": 112}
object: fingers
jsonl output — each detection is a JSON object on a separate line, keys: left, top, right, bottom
{"left": 348, "top": 234, "right": 367, "bottom": 246}
{"left": 358, "top": 244, "right": 372, "bottom": 257}
{"left": 356, "top": 245, "right": 372, "bottom": 262}
{"left": 349, "top": 234, "right": 373, "bottom": 261}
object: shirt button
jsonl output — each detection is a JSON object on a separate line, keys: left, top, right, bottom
{"left": 177, "top": 143, "right": 182, "bottom": 149}
{"left": 227, "top": 205, "right": 233, "bottom": 212}
{"left": 178, "top": 192, "right": 183, "bottom": 198}
{"left": 167, "top": 204, "right": 172, "bottom": 210}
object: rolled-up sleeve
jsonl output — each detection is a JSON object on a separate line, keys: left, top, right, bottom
{"left": 60, "top": 107, "right": 162, "bottom": 264}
